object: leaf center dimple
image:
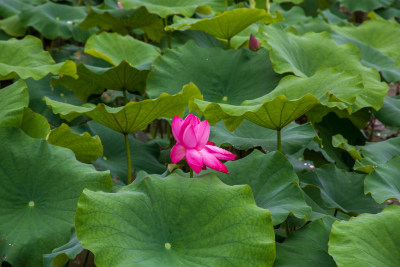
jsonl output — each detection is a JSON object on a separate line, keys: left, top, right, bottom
{"left": 164, "top": 242, "right": 171, "bottom": 250}
{"left": 28, "top": 201, "right": 35, "bottom": 207}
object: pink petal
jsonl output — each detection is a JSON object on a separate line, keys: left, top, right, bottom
{"left": 200, "top": 150, "right": 229, "bottom": 174}
{"left": 194, "top": 120, "right": 210, "bottom": 149}
{"left": 249, "top": 34, "right": 260, "bottom": 51}
{"left": 178, "top": 114, "right": 199, "bottom": 142}
{"left": 172, "top": 116, "right": 184, "bottom": 143}
{"left": 170, "top": 144, "right": 186, "bottom": 164}
{"left": 207, "top": 141, "right": 215, "bottom": 146}
{"left": 182, "top": 124, "right": 197, "bottom": 149}
{"left": 205, "top": 145, "right": 236, "bottom": 161}
{"left": 186, "top": 149, "right": 203, "bottom": 174}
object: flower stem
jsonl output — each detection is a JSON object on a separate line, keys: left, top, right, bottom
{"left": 190, "top": 168, "right": 193, "bottom": 178}
{"left": 266, "top": 0, "right": 270, "bottom": 14}
{"left": 124, "top": 134, "right": 132, "bottom": 185}
{"left": 227, "top": 38, "right": 231, "bottom": 49}
{"left": 277, "top": 128, "right": 282, "bottom": 152}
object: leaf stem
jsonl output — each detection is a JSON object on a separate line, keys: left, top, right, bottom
{"left": 227, "top": 38, "right": 231, "bottom": 49}
{"left": 164, "top": 18, "right": 171, "bottom": 49}
{"left": 123, "top": 90, "right": 129, "bottom": 104}
{"left": 334, "top": 208, "right": 338, "bottom": 217}
{"left": 277, "top": 128, "right": 282, "bottom": 152}
{"left": 285, "top": 221, "right": 290, "bottom": 237}
{"left": 190, "top": 168, "right": 193, "bottom": 178}
{"left": 124, "top": 133, "right": 132, "bottom": 184}
{"left": 266, "top": 0, "right": 270, "bottom": 14}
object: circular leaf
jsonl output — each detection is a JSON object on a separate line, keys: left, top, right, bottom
{"left": 75, "top": 173, "right": 275, "bottom": 266}
{"left": 329, "top": 205, "right": 400, "bottom": 266}
{"left": 0, "top": 127, "right": 112, "bottom": 266}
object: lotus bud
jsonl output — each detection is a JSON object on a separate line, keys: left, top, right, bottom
{"left": 249, "top": 34, "right": 260, "bottom": 51}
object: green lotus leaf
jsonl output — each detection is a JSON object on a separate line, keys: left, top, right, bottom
{"left": 374, "top": 95, "right": 400, "bottom": 127}
{"left": 0, "top": 36, "right": 77, "bottom": 80}
{"left": 275, "top": 216, "right": 336, "bottom": 267}
{"left": 300, "top": 164, "right": 385, "bottom": 215}
{"left": 302, "top": 187, "right": 336, "bottom": 221}
{"left": 0, "top": 80, "right": 28, "bottom": 127}
{"left": 43, "top": 229, "right": 83, "bottom": 267}
{"left": 166, "top": 8, "right": 282, "bottom": 43}
{"left": 332, "top": 134, "right": 363, "bottom": 161}
{"left": 19, "top": 1, "right": 95, "bottom": 41}
{"left": 119, "top": 0, "right": 225, "bottom": 18}
{"left": 0, "top": 127, "right": 112, "bottom": 267}
{"left": 331, "top": 20, "right": 400, "bottom": 81}
{"left": 20, "top": 107, "right": 50, "bottom": 139}
{"left": 364, "top": 156, "right": 400, "bottom": 204}
{"left": 79, "top": 6, "right": 165, "bottom": 41}
{"left": 47, "top": 123, "right": 103, "bottom": 163}
{"left": 45, "top": 83, "right": 202, "bottom": 134}
{"left": 148, "top": 42, "right": 283, "bottom": 103}
{"left": 26, "top": 75, "right": 83, "bottom": 128}
{"left": 0, "top": 0, "right": 32, "bottom": 17}
{"left": 0, "top": 15, "right": 26, "bottom": 36}
{"left": 210, "top": 120, "right": 316, "bottom": 155}
{"left": 191, "top": 93, "right": 319, "bottom": 131}
{"left": 359, "top": 136, "right": 400, "bottom": 166}
{"left": 338, "top": 0, "right": 394, "bottom": 12}
{"left": 51, "top": 61, "right": 149, "bottom": 102}
{"left": 75, "top": 173, "right": 275, "bottom": 266}
{"left": 208, "top": 150, "right": 311, "bottom": 225}
{"left": 245, "top": 68, "right": 364, "bottom": 112}
{"left": 85, "top": 32, "right": 160, "bottom": 68}
{"left": 73, "top": 121, "right": 167, "bottom": 184}
{"left": 329, "top": 205, "right": 400, "bottom": 266}
{"left": 147, "top": 41, "right": 283, "bottom": 103}
{"left": 261, "top": 24, "right": 388, "bottom": 111}
{"left": 274, "top": 0, "right": 304, "bottom": 3}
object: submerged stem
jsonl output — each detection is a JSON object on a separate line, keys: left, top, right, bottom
{"left": 277, "top": 128, "right": 282, "bottom": 152}
{"left": 124, "top": 134, "right": 132, "bottom": 184}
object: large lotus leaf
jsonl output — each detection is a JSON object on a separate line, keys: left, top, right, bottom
{"left": 43, "top": 229, "right": 83, "bottom": 267}
{"left": 0, "top": 0, "right": 32, "bottom": 17}
{"left": 245, "top": 68, "right": 364, "bottom": 112}
{"left": 147, "top": 41, "right": 283, "bottom": 103}
{"left": 338, "top": 0, "right": 394, "bottom": 12}
{"left": 19, "top": 2, "right": 95, "bottom": 42}
{"left": 119, "top": 0, "right": 225, "bottom": 18}
{"left": 85, "top": 32, "right": 160, "bottom": 68}
{"left": 20, "top": 107, "right": 51, "bottom": 139}
{"left": 45, "top": 83, "right": 201, "bottom": 134}
{"left": 0, "top": 80, "right": 28, "bottom": 127}
{"left": 47, "top": 123, "right": 103, "bottom": 163}
{"left": 0, "top": 36, "right": 77, "bottom": 80}
{"left": 51, "top": 61, "right": 150, "bottom": 102}
{"left": 331, "top": 20, "right": 400, "bottom": 81}
{"left": 166, "top": 8, "right": 282, "bottom": 42}
{"left": 210, "top": 120, "right": 316, "bottom": 155}
{"left": 374, "top": 95, "right": 400, "bottom": 127}
{"left": 26, "top": 75, "right": 83, "bottom": 128}
{"left": 0, "top": 15, "right": 26, "bottom": 36}
{"left": 359, "top": 136, "right": 400, "bottom": 166}
{"left": 261, "top": 24, "right": 388, "bottom": 111}
{"left": 300, "top": 164, "right": 385, "bottom": 215}
{"left": 208, "top": 150, "right": 311, "bottom": 225}
{"left": 73, "top": 120, "right": 167, "bottom": 184}
{"left": 0, "top": 127, "right": 112, "bottom": 267}
{"left": 364, "top": 156, "right": 400, "bottom": 204}
{"left": 329, "top": 205, "right": 400, "bottom": 266}
{"left": 79, "top": 6, "right": 165, "bottom": 41}
{"left": 190, "top": 67, "right": 362, "bottom": 131}
{"left": 274, "top": 216, "right": 336, "bottom": 267}
{"left": 75, "top": 173, "right": 275, "bottom": 266}
{"left": 191, "top": 93, "right": 319, "bottom": 131}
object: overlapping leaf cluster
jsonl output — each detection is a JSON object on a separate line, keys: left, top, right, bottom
{"left": 1, "top": 0, "right": 400, "bottom": 266}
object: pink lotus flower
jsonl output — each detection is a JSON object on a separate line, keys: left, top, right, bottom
{"left": 249, "top": 34, "right": 260, "bottom": 51}
{"left": 171, "top": 115, "right": 236, "bottom": 174}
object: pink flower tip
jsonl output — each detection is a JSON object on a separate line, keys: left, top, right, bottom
{"left": 170, "top": 115, "right": 236, "bottom": 175}
{"left": 117, "top": 1, "right": 124, "bottom": 9}
{"left": 249, "top": 34, "right": 260, "bottom": 51}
